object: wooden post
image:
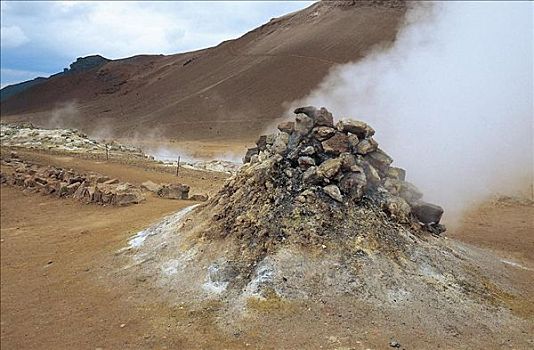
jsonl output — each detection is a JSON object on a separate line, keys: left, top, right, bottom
{"left": 176, "top": 156, "right": 181, "bottom": 176}
{"left": 105, "top": 144, "right": 109, "bottom": 161}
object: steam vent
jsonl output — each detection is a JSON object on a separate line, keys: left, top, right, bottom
{"left": 205, "top": 106, "right": 445, "bottom": 253}
{"left": 124, "top": 106, "right": 524, "bottom": 334}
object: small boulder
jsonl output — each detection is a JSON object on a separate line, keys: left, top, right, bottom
{"left": 321, "top": 132, "right": 350, "bottom": 155}
{"left": 302, "top": 166, "right": 323, "bottom": 185}
{"left": 141, "top": 180, "right": 162, "bottom": 193}
{"left": 159, "top": 184, "right": 190, "bottom": 200}
{"left": 336, "top": 119, "right": 375, "bottom": 139}
{"left": 412, "top": 201, "right": 444, "bottom": 224}
{"left": 318, "top": 158, "right": 342, "bottom": 179}
{"left": 355, "top": 138, "right": 378, "bottom": 155}
{"left": 387, "top": 167, "right": 406, "bottom": 181}
{"left": 323, "top": 184, "right": 343, "bottom": 202}
{"left": 312, "top": 126, "right": 336, "bottom": 141}
{"left": 190, "top": 194, "right": 208, "bottom": 202}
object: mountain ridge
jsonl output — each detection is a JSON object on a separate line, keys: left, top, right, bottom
{"left": 0, "top": 1, "right": 407, "bottom": 141}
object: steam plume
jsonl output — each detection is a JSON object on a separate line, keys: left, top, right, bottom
{"left": 291, "top": 1, "right": 533, "bottom": 223}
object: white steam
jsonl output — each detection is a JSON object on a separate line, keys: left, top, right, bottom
{"left": 292, "top": 1, "right": 533, "bottom": 222}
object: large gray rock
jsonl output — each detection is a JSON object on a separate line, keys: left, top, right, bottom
{"left": 412, "top": 201, "right": 444, "bottom": 224}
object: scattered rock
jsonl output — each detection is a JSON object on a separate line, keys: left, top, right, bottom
{"left": 190, "top": 194, "right": 209, "bottom": 202}
{"left": 159, "top": 184, "right": 190, "bottom": 200}
{"left": 389, "top": 340, "right": 401, "bottom": 348}
{"left": 323, "top": 184, "right": 343, "bottom": 202}
{"left": 141, "top": 180, "right": 163, "bottom": 193}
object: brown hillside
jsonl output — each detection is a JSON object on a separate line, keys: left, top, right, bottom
{"left": 0, "top": 1, "right": 407, "bottom": 141}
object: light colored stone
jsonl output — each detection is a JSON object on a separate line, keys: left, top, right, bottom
{"left": 323, "top": 184, "right": 343, "bottom": 202}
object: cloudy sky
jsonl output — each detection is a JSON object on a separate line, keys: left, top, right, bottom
{"left": 0, "top": 1, "right": 313, "bottom": 87}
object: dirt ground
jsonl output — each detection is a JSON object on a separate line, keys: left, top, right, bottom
{"left": 1, "top": 149, "right": 533, "bottom": 349}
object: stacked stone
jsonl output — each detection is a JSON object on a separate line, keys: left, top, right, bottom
{"left": 243, "top": 106, "right": 445, "bottom": 233}
{"left": 0, "top": 156, "right": 145, "bottom": 206}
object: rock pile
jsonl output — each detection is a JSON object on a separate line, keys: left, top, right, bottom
{"left": 231, "top": 106, "right": 444, "bottom": 232}
{"left": 1, "top": 155, "right": 145, "bottom": 206}
{"left": 191, "top": 106, "right": 447, "bottom": 276}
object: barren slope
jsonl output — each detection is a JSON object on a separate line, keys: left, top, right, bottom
{"left": 0, "top": 1, "right": 406, "bottom": 141}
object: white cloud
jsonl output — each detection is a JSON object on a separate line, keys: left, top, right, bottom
{"left": 1, "top": 1, "right": 314, "bottom": 59}
{"left": 0, "top": 25, "right": 29, "bottom": 48}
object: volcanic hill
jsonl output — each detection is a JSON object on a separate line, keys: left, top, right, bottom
{"left": 116, "top": 107, "right": 531, "bottom": 348}
{"left": 0, "top": 1, "right": 407, "bottom": 141}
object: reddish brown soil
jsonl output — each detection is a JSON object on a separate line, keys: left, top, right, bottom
{"left": 1, "top": 1, "right": 406, "bottom": 141}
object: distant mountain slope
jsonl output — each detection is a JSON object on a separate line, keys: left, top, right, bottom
{"left": 0, "top": 1, "right": 407, "bottom": 141}
{"left": 0, "top": 55, "right": 110, "bottom": 102}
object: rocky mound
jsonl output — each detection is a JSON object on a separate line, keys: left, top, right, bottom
{"left": 199, "top": 107, "right": 445, "bottom": 269}
{"left": 117, "top": 107, "right": 529, "bottom": 346}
